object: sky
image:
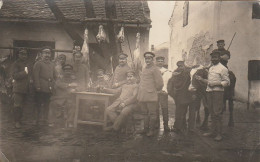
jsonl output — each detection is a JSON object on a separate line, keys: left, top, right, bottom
{"left": 148, "top": 1, "right": 175, "bottom": 48}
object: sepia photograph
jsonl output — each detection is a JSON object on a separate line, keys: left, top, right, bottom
{"left": 0, "top": 0, "right": 259, "bottom": 161}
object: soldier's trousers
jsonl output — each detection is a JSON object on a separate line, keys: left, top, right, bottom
{"left": 157, "top": 93, "right": 169, "bottom": 126}
{"left": 13, "top": 93, "right": 27, "bottom": 123}
{"left": 174, "top": 102, "right": 189, "bottom": 130}
{"left": 105, "top": 99, "right": 136, "bottom": 131}
{"left": 140, "top": 102, "right": 157, "bottom": 131}
{"left": 48, "top": 98, "right": 74, "bottom": 125}
{"left": 35, "top": 92, "right": 51, "bottom": 123}
{"left": 206, "top": 91, "right": 224, "bottom": 135}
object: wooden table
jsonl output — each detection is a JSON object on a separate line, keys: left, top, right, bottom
{"left": 73, "top": 92, "right": 114, "bottom": 128}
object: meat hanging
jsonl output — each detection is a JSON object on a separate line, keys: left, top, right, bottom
{"left": 117, "top": 27, "right": 125, "bottom": 43}
{"left": 96, "top": 25, "right": 107, "bottom": 43}
{"left": 81, "top": 28, "right": 90, "bottom": 64}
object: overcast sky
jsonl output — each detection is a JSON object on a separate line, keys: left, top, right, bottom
{"left": 148, "top": 1, "right": 175, "bottom": 48}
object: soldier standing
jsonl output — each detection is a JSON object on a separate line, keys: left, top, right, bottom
{"left": 12, "top": 49, "right": 33, "bottom": 128}
{"left": 212, "top": 40, "right": 231, "bottom": 68}
{"left": 109, "top": 53, "right": 131, "bottom": 88}
{"left": 33, "top": 47, "right": 55, "bottom": 125}
{"left": 137, "top": 52, "right": 164, "bottom": 137}
{"left": 155, "top": 56, "right": 171, "bottom": 132}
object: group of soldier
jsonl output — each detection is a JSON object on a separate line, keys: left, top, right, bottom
{"left": 10, "top": 39, "right": 234, "bottom": 141}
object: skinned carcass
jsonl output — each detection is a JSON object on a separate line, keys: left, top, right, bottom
{"left": 117, "top": 27, "right": 125, "bottom": 43}
{"left": 96, "top": 25, "right": 107, "bottom": 43}
{"left": 81, "top": 28, "right": 90, "bottom": 64}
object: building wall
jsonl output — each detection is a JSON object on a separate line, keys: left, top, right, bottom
{"left": 0, "top": 22, "right": 74, "bottom": 59}
{"left": 169, "top": 1, "right": 260, "bottom": 101}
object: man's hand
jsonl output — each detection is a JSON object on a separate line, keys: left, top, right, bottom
{"left": 69, "top": 83, "right": 78, "bottom": 87}
{"left": 208, "top": 81, "right": 220, "bottom": 87}
{"left": 195, "top": 75, "right": 202, "bottom": 81}
{"left": 113, "top": 83, "right": 119, "bottom": 88}
{"left": 119, "top": 102, "right": 125, "bottom": 108}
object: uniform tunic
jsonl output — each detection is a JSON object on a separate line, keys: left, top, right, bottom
{"left": 73, "top": 63, "right": 88, "bottom": 91}
{"left": 33, "top": 60, "right": 55, "bottom": 93}
{"left": 110, "top": 64, "right": 131, "bottom": 87}
{"left": 137, "top": 63, "right": 164, "bottom": 102}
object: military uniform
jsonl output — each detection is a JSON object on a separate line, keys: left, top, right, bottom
{"left": 33, "top": 60, "right": 56, "bottom": 124}
{"left": 104, "top": 83, "right": 138, "bottom": 131}
{"left": 109, "top": 53, "right": 131, "bottom": 88}
{"left": 73, "top": 63, "right": 89, "bottom": 91}
{"left": 48, "top": 67, "right": 76, "bottom": 127}
{"left": 12, "top": 58, "right": 33, "bottom": 126}
{"left": 137, "top": 52, "right": 164, "bottom": 136}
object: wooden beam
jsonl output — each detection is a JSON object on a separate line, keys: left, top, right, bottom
{"left": 45, "top": 0, "right": 83, "bottom": 45}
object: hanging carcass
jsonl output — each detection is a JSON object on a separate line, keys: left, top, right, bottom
{"left": 81, "top": 28, "right": 90, "bottom": 64}
{"left": 131, "top": 32, "right": 142, "bottom": 75}
{"left": 96, "top": 25, "right": 107, "bottom": 43}
{"left": 117, "top": 27, "right": 125, "bottom": 43}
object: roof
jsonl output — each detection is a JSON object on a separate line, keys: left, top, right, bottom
{"left": 0, "top": 0, "right": 151, "bottom": 23}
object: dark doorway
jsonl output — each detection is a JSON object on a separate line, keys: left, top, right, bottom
{"left": 13, "top": 40, "right": 55, "bottom": 62}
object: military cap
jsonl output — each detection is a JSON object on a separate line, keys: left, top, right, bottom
{"left": 156, "top": 56, "right": 165, "bottom": 61}
{"left": 176, "top": 61, "right": 184, "bottom": 67}
{"left": 58, "top": 54, "right": 66, "bottom": 59}
{"left": 62, "top": 64, "right": 73, "bottom": 70}
{"left": 41, "top": 46, "right": 52, "bottom": 52}
{"left": 210, "top": 51, "right": 221, "bottom": 57}
{"left": 143, "top": 52, "right": 155, "bottom": 58}
{"left": 118, "top": 53, "right": 128, "bottom": 59}
{"left": 18, "top": 49, "right": 28, "bottom": 55}
{"left": 217, "top": 40, "right": 225, "bottom": 43}
{"left": 126, "top": 69, "right": 135, "bottom": 76}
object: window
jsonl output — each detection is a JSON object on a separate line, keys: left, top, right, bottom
{"left": 183, "top": 1, "right": 189, "bottom": 27}
{"left": 252, "top": 2, "right": 260, "bottom": 19}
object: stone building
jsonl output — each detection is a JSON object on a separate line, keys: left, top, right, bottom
{"left": 168, "top": 1, "right": 260, "bottom": 103}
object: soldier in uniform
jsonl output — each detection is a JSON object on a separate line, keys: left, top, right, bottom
{"left": 55, "top": 54, "right": 66, "bottom": 79}
{"left": 12, "top": 49, "right": 33, "bottom": 128}
{"left": 48, "top": 64, "right": 78, "bottom": 127}
{"left": 72, "top": 51, "right": 89, "bottom": 91}
{"left": 103, "top": 70, "right": 138, "bottom": 132}
{"left": 137, "top": 52, "right": 164, "bottom": 137}
{"left": 33, "top": 47, "right": 56, "bottom": 125}
{"left": 155, "top": 56, "right": 171, "bottom": 132}
{"left": 212, "top": 40, "right": 231, "bottom": 68}
{"left": 109, "top": 53, "right": 131, "bottom": 88}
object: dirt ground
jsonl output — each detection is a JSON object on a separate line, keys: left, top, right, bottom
{"left": 0, "top": 99, "right": 259, "bottom": 162}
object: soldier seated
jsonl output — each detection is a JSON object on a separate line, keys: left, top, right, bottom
{"left": 48, "top": 64, "right": 78, "bottom": 128}
{"left": 102, "top": 70, "right": 138, "bottom": 132}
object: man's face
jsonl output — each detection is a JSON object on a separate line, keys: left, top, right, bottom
{"left": 119, "top": 58, "right": 127, "bottom": 66}
{"left": 18, "top": 52, "right": 28, "bottom": 61}
{"left": 64, "top": 68, "right": 73, "bottom": 76}
{"left": 211, "top": 55, "right": 220, "bottom": 65}
{"left": 74, "top": 53, "right": 82, "bottom": 62}
{"left": 58, "top": 56, "right": 66, "bottom": 66}
{"left": 127, "top": 73, "right": 135, "bottom": 83}
{"left": 145, "top": 57, "right": 153, "bottom": 65}
{"left": 156, "top": 59, "right": 164, "bottom": 68}
{"left": 97, "top": 71, "right": 104, "bottom": 80}
{"left": 41, "top": 49, "right": 51, "bottom": 60}
{"left": 217, "top": 43, "right": 225, "bottom": 49}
